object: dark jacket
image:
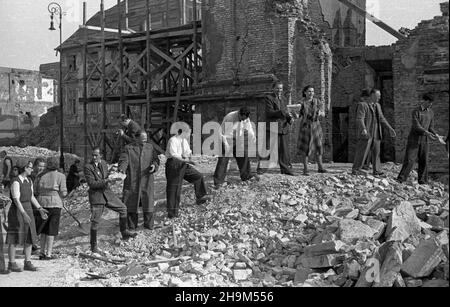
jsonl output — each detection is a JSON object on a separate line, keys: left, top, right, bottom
{"left": 122, "top": 120, "right": 142, "bottom": 145}
{"left": 265, "top": 93, "right": 292, "bottom": 135}
{"left": 356, "top": 101, "right": 393, "bottom": 140}
{"left": 84, "top": 160, "right": 116, "bottom": 205}
{"left": 408, "top": 107, "right": 436, "bottom": 141}
{"left": 118, "top": 142, "right": 160, "bottom": 213}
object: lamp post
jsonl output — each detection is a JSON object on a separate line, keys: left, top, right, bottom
{"left": 48, "top": 2, "right": 65, "bottom": 171}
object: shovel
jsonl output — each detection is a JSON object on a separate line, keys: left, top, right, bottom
{"left": 62, "top": 190, "right": 90, "bottom": 235}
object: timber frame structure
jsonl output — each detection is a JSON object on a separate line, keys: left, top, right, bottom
{"left": 62, "top": 0, "right": 201, "bottom": 162}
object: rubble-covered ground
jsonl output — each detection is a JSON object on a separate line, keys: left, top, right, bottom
{"left": 1, "top": 157, "right": 449, "bottom": 287}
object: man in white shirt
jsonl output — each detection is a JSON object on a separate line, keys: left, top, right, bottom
{"left": 165, "top": 126, "right": 209, "bottom": 219}
{"left": 214, "top": 107, "right": 257, "bottom": 187}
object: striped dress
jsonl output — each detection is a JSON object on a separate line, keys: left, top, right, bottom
{"left": 297, "top": 98, "right": 325, "bottom": 157}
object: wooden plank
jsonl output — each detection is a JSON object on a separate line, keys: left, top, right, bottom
{"left": 193, "top": 0, "right": 198, "bottom": 85}
{"left": 118, "top": 0, "right": 125, "bottom": 114}
{"left": 146, "top": 0, "right": 153, "bottom": 128}
{"left": 101, "top": 0, "right": 107, "bottom": 157}
{"left": 173, "top": 57, "right": 186, "bottom": 123}
{"left": 83, "top": 1, "right": 89, "bottom": 160}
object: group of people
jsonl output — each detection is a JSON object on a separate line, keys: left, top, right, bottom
{"left": 0, "top": 154, "right": 68, "bottom": 274}
{"left": 1, "top": 82, "right": 447, "bottom": 275}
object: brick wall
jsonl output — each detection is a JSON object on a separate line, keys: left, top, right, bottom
{"left": 393, "top": 3, "right": 449, "bottom": 173}
{"left": 200, "top": 0, "right": 333, "bottom": 162}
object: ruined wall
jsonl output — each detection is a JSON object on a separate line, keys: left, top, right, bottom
{"left": 0, "top": 67, "right": 56, "bottom": 141}
{"left": 200, "top": 0, "right": 333, "bottom": 162}
{"left": 393, "top": 2, "right": 449, "bottom": 173}
{"left": 309, "top": 0, "right": 366, "bottom": 47}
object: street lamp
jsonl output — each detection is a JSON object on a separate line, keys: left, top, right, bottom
{"left": 48, "top": 2, "right": 65, "bottom": 171}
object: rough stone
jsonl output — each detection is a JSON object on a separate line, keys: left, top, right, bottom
{"left": 365, "top": 219, "right": 386, "bottom": 240}
{"left": 338, "top": 219, "right": 378, "bottom": 243}
{"left": 386, "top": 202, "right": 422, "bottom": 242}
{"left": 300, "top": 254, "right": 346, "bottom": 269}
{"left": 303, "top": 241, "right": 347, "bottom": 257}
{"left": 401, "top": 238, "right": 446, "bottom": 278}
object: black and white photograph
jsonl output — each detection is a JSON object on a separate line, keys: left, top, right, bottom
{"left": 0, "top": 0, "right": 448, "bottom": 292}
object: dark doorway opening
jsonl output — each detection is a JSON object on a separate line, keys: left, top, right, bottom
{"left": 332, "top": 107, "right": 349, "bottom": 163}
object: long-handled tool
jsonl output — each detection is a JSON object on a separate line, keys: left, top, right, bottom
{"left": 62, "top": 190, "right": 90, "bottom": 235}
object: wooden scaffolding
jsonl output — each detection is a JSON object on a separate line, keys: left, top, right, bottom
{"left": 78, "top": 0, "right": 201, "bottom": 161}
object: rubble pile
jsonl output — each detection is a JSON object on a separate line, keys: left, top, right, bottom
{"left": 54, "top": 161, "right": 448, "bottom": 287}
{"left": 0, "top": 146, "right": 81, "bottom": 169}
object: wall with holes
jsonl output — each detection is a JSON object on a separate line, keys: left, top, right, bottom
{"left": 0, "top": 67, "right": 56, "bottom": 140}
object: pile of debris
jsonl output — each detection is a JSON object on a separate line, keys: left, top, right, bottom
{"left": 0, "top": 146, "right": 81, "bottom": 170}
{"left": 55, "top": 161, "right": 448, "bottom": 287}
{"left": 19, "top": 106, "right": 60, "bottom": 151}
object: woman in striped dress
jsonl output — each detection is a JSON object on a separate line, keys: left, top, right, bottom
{"left": 297, "top": 85, "right": 328, "bottom": 176}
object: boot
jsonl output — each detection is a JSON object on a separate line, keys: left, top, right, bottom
{"left": 127, "top": 213, "right": 139, "bottom": 230}
{"left": 143, "top": 212, "right": 154, "bottom": 230}
{"left": 90, "top": 229, "right": 98, "bottom": 253}
{"left": 120, "top": 217, "right": 137, "bottom": 240}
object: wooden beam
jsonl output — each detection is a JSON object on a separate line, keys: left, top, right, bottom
{"left": 79, "top": 25, "right": 133, "bottom": 35}
{"left": 193, "top": 0, "right": 199, "bottom": 85}
{"left": 173, "top": 57, "right": 186, "bottom": 123}
{"left": 101, "top": 0, "right": 107, "bottom": 157}
{"left": 118, "top": 0, "right": 125, "bottom": 114}
{"left": 83, "top": 1, "right": 88, "bottom": 160}
{"left": 337, "top": 0, "right": 405, "bottom": 40}
{"left": 60, "top": 22, "right": 202, "bottom": 50}
{"left": 146, "top": 0, "right": 152, "bottom": 128}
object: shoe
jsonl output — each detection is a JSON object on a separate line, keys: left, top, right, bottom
{"left": 256, "top": 169, "right": 266, "bottom": 175}
{"left": 41, "top": 255, "right": 57, "bottom": 261}
{"left": 143, "top": 213, "right": 155, "bottom": 230}
{"left": 281, "top": 170, "right": 296, "bottom": 176}
{"left": 23, "top": 261, "right": 37, "bottom": 272}
{"left": 8, "top": 262, "right": 22, "bottom": 273}
{"left": 418, "top": 181, "right": 428, "bottom": 185}
{"left": 303, "top": 170, "right": 310, "bottom": 176}
{"left": 31, "top": 245, "right": 40, "bottom": 255}
{"left": 352, "top": 170, "right": 365, "bottom": 176}
{"left": 39, "top": 253, "right": 47, "bottom": 260}
{"left": 197, "top": 195, "right": 212, "bottom": 205}
{"left": 396, "top": 178, "right": 405, "bottom": 184}
{"left": 90, "top": 229, "right": 98, "bottom": 253}
{"left": 0, "top": 269, "right": 10, "bottom": 275}
{"left": 121, "top": 230, "right": 138, "bottom": 240}
{"left": 318, "top": 169, "right": 328, "bottom": 174}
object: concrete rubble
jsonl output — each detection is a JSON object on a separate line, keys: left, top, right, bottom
{"left": 49, "top": 159, "right": 448, "bottom": 287}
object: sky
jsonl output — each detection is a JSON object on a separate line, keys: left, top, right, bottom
{"left": 0, "top": 0, "right": 445, "bottom": 70}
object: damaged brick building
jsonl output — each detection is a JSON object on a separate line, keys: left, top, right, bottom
{"left": 56, "top": 0, "right": 448, "bottom": 173}
{"left": 0, "top": 67, "right": 56, "bottom": 145}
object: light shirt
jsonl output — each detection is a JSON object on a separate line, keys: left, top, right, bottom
{"left": 11, "top": 175, "right": 33, "bottom": 200}
{"left": 221, "top": 111, "right": 256, "bottom": 145}
{"left": 166, "top": 136, "right": 192, "bottom": 160}
{"left": 36, "top": 170, "right": 67, "bottom": 208}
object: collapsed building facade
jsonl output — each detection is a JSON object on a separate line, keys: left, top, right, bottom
{"left": 0, "top": 67, "right": 56, "bottom": 144}
{"left": 56, "top": 0, "right": 448, "bottom": 173}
